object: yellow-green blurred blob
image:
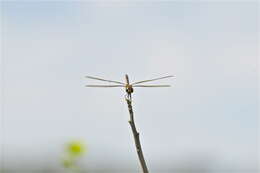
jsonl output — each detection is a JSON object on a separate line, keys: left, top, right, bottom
{"left": 61, "top": 140, "right": 87, "bottom": 171}
{"left": 62, "top": 158, "right": 73, "bottom": 168}
{"left": 66, "top": 140, "right": 87, "bottom": 157}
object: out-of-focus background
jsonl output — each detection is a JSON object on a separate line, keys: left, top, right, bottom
{"left": 0, "top": 1, "right": 258, "bottom": 173}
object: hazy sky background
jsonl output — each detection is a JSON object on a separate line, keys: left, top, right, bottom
{"left": 1, "top": 1, "right": 258, "bottom": 172}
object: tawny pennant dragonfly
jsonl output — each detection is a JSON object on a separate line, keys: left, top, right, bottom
{"left": 86, "top": 74, "right": 173, "bottom": 99}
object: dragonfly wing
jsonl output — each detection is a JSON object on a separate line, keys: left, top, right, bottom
{"left": 86, "top": 76, "right": 125, "bottom": 85}
{"left": 86, "top": 85, "right": 125, "bottom": 87}
{"left": 133, "top": 85, "right": 171, "bottom": 87}
{"left": 132, "top": 75, "right": 174, "bottom": 85}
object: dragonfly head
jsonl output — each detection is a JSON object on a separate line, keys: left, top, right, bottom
{"left": 125, "top": 84, "right": 134, "bottom": 94}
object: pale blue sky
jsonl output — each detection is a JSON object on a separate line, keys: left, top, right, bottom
{"left": 1, "top": 1, "right": 258, "bottom": 172}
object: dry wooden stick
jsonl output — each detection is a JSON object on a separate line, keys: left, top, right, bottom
{"left": 86, "top": 74, "right": 173, "bottom": 173}
{"left": 125, "top": 97, "right": 149, "bottom": 173}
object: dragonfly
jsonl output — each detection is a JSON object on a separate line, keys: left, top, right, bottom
{"left": 85, "top": 74, "right": 174, "bottom": 100}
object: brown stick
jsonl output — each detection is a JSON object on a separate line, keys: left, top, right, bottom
{"left": 125, "top": 97, "right": 149, "bottom": 173}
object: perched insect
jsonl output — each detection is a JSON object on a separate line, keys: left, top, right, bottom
{"left": 85, "top": 74, "right": 174, "bottom": 99}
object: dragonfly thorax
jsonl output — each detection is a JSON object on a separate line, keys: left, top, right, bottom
{"left": 126, "top": 84, "right": 134, "bottom": 94}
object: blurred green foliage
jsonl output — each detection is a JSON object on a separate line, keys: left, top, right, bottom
{"left": 61, "top": 140, "right": 87, "bottom": 172}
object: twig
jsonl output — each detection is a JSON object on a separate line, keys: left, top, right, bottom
{"left": 125, "top": 97, "right": 149, "bottom": 173}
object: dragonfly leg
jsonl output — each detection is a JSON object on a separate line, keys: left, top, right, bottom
{"left": 124, "top": 93, "right": 132, "bottom": 101}
{"left": 124, "top": 94, "right": 129, "bottom": 100}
